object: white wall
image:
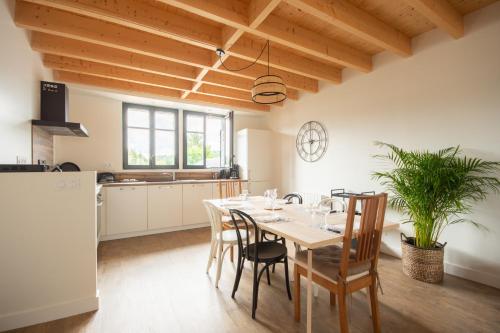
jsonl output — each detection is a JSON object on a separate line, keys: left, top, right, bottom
{"left": 0, "top": 0, "right": 52, "bottom": 164}
{"left": 55, "top": 90, "right": 270, "bottom": 171}
{"left": 267, "top": 3, "right": 500, "bottom": 288}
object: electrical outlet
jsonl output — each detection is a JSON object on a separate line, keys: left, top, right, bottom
{"left": 103, "top": 162, "right": 112, "bottom": 170}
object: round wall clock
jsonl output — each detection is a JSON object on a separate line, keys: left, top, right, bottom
{"left": 296, "top": 121, "right": 328, "bottom": 162}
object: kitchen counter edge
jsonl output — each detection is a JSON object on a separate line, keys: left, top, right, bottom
{"left": 100, "top": 179, "right": 248, "bottom": 187}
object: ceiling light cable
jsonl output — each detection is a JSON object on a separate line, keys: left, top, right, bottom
{"left": 216, "top": 40, "right": 270, "bottom": 72}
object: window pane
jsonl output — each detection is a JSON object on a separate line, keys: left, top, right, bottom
{"left": 186, "top": 114, "right": 204, "bottom": 132}
{"left": 155, "top": 130, "right": 175, "bottom": 166}
{"left": 206, "top": 117, "right": 222, "bottom": 168}
{"left": 127, "top": 108, "right": 149, "bottom": 128}
{"left": 155, "top": 111, "right": 175, "bottom": 130}
{"left": 127, "top": 128, "right": 149, "bottom": 165}
{"left": 186, "top": 132, "right": 204, "bottom": 166}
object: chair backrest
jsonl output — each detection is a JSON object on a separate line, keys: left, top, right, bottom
{"left": 218, "top": 180, "right": 242, "bottom": 198}
{"left": 229, "top": 209, "right": 260, "bottom": 261}
{"left": 338, "top": 193, "right": 388, "bottom": 279}
{"left": 283, "top": 193, "right": 303, "bottom": 204}
{"left": 204, "top": 201, "right": 224, "bottom": 240}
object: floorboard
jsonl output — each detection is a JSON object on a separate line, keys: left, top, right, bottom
{"left": 8, "top": 228, "right": 500, "bottom": 333}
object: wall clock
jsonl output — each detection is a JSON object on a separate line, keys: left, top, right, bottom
{"left": 296, "top": 121, "right": 328, "bottom": 162}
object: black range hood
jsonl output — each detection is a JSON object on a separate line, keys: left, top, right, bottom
{"left": 33, "top": 81, "right": 88, "bottom": 137}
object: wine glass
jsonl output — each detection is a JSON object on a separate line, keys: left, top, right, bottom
{"left": 317, "top": 199, "right": 331, "bottom": 230}
{"left": 270, "top": 188, "right": 278, "bottom": 209}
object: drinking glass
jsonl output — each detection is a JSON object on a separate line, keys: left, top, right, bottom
{"left": 317, "top": 201, "right": 331, "bottom": 230}
{"left": 239, "top": 189, "right": 249, "bottom": 201}
{"left": 270, "top": 188, "right": 278, "bottom": 209}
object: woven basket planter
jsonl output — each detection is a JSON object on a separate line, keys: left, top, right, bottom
{"left": 401, "top": 233, "right": 447, "bottom": 283}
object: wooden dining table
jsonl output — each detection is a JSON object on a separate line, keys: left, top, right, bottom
{"left": 207, "top": 196, "right": 399, "bottom": 333}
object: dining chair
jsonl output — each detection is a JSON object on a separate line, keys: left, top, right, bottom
{"left": 218, "top": 179, "right": 242, "bottom": 198}
{"left": 229, "top": 209, "right": 292, "bottom": 319}
{"left": 293, "top": 193, "right": 388, "bottom": 333}
{"left": 216, "top": 179, "right": 244, "bottom": 262}
{"left": 261, "top": 193, "right": 303, "bottom": 274}
{"left": 204, "top": 201, "right": 248, "bottom": 288}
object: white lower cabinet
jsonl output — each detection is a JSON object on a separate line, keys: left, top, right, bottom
{"left": 148, "top": 184, "right": 183, "bottom": 230}
{"left": 182, "top": 183, "right": 212, "bottom": 225}
{"left": 106, "top": 186, "right": 148, "bottom": 235}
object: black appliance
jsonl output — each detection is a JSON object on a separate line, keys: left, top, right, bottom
{"left": 97, "top": 172, "right": 116, "bottom": 183}
{"left": 0, "top": 164, "right": 49, "bottom": 172}
{"left": 52, "top": 162, "right": 81, "bottom": 172}
{"left": 229, "top": 164, "right": 240, "bottom": 179}
{"left": 32, "top": 81, "right": 89, "bottom": 137}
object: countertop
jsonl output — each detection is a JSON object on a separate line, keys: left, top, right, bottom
{"left": 99, "top": 179, "right": 247, "bottom": 187}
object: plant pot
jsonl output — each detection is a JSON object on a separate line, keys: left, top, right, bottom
{"left": 400, "top": 233, "right": 447, "bottom": 283}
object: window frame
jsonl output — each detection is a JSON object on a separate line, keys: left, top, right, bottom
{"left": 122, "top": 103, "right": 179, "bottom": 170}
{"left": 183, "top": 110, "right": 232, "bottom": 169}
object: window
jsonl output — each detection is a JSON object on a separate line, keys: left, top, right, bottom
{"left": 123, "top": 103, "right": 178, "bottom": 169}
{"left": 183, "top": 111, "right": 233, "bottom": 169}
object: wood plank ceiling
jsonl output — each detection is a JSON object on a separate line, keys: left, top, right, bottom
{"left": 14, "top": 0, "right": 497, "bottom": 112}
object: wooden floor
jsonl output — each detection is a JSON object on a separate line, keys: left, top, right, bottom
{"left": 9, "top": 228, "right": 500, "bottom": 333}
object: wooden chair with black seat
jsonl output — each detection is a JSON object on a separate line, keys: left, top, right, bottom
{"left": 294, "top": 193, "right": 388, "bottom": 333}
{"left": 229, "top": 209, "right": 292, "bottom": 319}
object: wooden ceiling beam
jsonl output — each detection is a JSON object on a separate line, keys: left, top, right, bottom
{"left": 19, "top": 0, "right": 320, "bottom": 90}
{"left": 53, "top": 70, "right": 270, "bottom": 112}
{"left": 178, "top": 0, "right": 283, "bottom": 100}
{"left": 229, "top": 36, "right": 341, "bottom": 83}
{"left": 42, "top": 54, "right": 194, "bottom": 91}
{"left": 31, "top": 32, "right": 301, "bottom": 99}
{"left": 15, "top": 1, "right": 315, "bottom": 92}
{"left": 160, "top": 0, "right": 372, "bottom": 72}
{"left": 249, "top": 0, "right": 282, "bottom": 29}
{"left": 284, "top": 0, "right": 411, "bottom": 57}
{"left": 405, "top": 0, "right": 464, "bottom": 38}
{"left": 22, "top": 0, "right": 222, "bottom": 49}
{"left": 15, "top": 1, "right": 213, "bottom": 67}
{"left": 258, "top": 14, "right": 371, "bottom": 72}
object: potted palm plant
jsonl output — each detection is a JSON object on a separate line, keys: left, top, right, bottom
{"left": 373, "top": 142, "right": 500, "bottom": 283}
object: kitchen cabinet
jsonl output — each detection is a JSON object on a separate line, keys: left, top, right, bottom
{"left": 182, "top": 183, "right": 212, "bottom": 225}
{"left": 106, "top": 186, "right": 148, "bottom": 235}
{"left": 148, "top": 184, "right": 183, "bottom": 230}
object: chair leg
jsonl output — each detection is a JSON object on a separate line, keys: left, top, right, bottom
{"left": 266, "top": 266, "right": 271, "bottom": 285}
{"left": 366, "top": 287, "right": 372, "bottom": 316}
{"left": 215, "top": 241, "right": 224, "bottom": 288}
{"left": 284, "top": 257, "right": 292, "bottom": 300}
{"left": 252, "top": 261, "right": 259, "bottom": 319}
{"left": 230, "top": 245, "right": 234, "bottom": 263}
{"left": 338, "top": 284, "right": 349, "bottom": 333}
{"left": 206, "top": 240, "right": 216, "bottom": 273}
{"left": 294, "top": 264, "right": 301, "bottom": 322}
{"left": 330, "top": 292, "right": 336, "bottom": 306}
{"left": 231, "top": 249, "right": 243, "bottom": 298}
{"left": 369, "top": 276, "right": 381, "bottom": 333}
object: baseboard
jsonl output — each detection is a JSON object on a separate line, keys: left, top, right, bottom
{"left": 445, "top": 262, "right": 500, "bottom": 289}
{"left": 100, "top": 222, "right": 209, "bottom": 241}
{"left": 0, "top": 293, "right": 99, "bottom": 332}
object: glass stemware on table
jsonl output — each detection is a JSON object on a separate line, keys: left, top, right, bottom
{"left": 264, "top": 188, "right": 278, "bottom": 210}
{"left": 310, "top": 198, "right": 347, "bottom": 230}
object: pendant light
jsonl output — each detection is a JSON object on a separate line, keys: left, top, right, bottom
{"left": 216, "top": 40, "right": 287, "bottom": 105}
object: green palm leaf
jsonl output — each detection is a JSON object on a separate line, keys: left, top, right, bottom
{"left": 373, "top": 142, "right": 500, "bottom": 248}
